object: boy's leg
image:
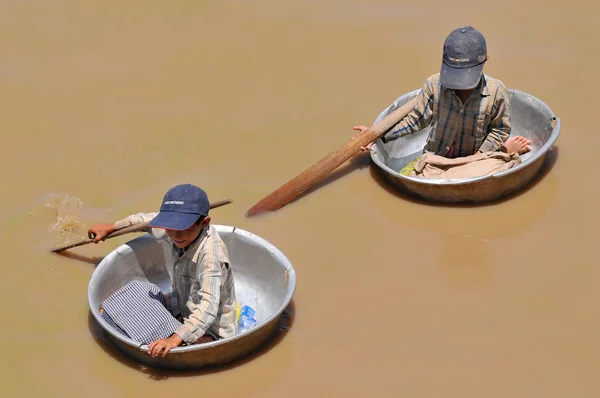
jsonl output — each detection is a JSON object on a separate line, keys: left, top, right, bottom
{"left": 193, "top": 335, "right": 216, "bottom": 344}
{"left": 503, "top": 136, "right": 531, "bottom": 154}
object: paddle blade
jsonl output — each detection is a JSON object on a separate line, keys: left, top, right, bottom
{"left": 246, "top": 97, "right": 418, "bottom": 217}
{"left": 246, "top": 131, "right": 378, "bottom": 217}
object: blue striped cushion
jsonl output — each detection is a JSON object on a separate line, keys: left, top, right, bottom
{"left": 101, "top": 280, "right": 182, "bottom": 344}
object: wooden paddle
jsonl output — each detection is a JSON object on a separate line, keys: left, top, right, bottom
{"left": 246, "top": 97, "right": 418, "bottom": 216}
{"left": 51, "top": 198, "right": 233, "bottom": 253}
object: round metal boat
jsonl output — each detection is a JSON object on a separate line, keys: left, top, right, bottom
{"left": 370, "top": 89, "right": 560, "bottom": 203}
{"left": 88, "top": 225, "right": 296, "bottom": 370}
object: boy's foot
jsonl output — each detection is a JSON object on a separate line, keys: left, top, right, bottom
{"left": 504, "top": 136, "right": 531, "bottom": 155}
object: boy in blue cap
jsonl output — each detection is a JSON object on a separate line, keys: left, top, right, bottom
{"left": 353, "top": 26, "right": 531, "bottom": 158}
{"left": 88, "top": 184, "right": 237, "bottom": 358}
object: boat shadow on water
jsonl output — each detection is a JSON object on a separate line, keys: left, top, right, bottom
{"left": 365, "top": 146, "right": 560, "bottom": 290}
{"left": 87, "top": 299, "right": 295, "bottom": 380}
{"left": 56, "top": 251, "right": 104, "bottom": 266}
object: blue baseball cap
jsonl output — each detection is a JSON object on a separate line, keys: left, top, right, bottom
{"left": 440, "top": 26, "right": 487, "bottom": 90}
{"left": 148, "top": 184, "right": 210, "bottom": 230}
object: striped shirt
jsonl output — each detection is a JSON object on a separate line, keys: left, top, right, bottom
{"left": 382, "top": 73, "right": 511, "bottom": 158}
{"left": 115, "top": 214, "right": 237, "bottom": 344}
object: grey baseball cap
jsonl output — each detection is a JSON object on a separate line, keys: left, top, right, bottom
{"left": 440, "top": 26, "right": 487, "bottom": 90}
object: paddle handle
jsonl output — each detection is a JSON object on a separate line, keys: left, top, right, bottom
{"left": 246, "top": 97, "right": 418, "bottom": 216}
{"left": 51, "top": 198, "right": 233, "bottom": 253}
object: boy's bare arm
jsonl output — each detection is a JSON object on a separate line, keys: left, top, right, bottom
{"left": 87, "top": 212, "right": 158, "bottom": 243}
{"left": 87, "top": 223, "right": 117, "bottom": 243}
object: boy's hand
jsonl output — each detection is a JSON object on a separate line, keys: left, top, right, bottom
{"left": 148, "top": 334, "right": 183, "bottom": 358}
{"left": 87, "top": 223, "right": 117, "bottom": 243}
{"left": 352, "top": 125, "right": 374, "bottom": 151}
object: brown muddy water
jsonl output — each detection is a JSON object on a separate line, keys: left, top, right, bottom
{"left": 1, "top": 1, "right": 599, "bottom": 397}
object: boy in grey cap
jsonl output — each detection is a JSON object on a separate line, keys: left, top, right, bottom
{"left": 353, "top": 26, "right": 531, "bottom": 158}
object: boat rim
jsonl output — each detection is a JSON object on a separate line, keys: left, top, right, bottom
{"left": 369, "top": 88, "right": 561, "bottom": 185}
{"left": 88, "top": 224, "right": 297, "bottom": 353}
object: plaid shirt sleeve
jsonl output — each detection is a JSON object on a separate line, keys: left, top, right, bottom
{"left": 174, "top": 242, "right": 224, "bottom": 344}
{"left": 479, "top": 85, "right": 511, "bottom": 152}
{"left": 382, "top": 78, "right": 435, "bottom": 143}
{"left": 114, "top": 212, "right": 158, "bottom": 230}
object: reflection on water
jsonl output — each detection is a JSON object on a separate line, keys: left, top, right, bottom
{"left": 437, "top": 234, "right": 494, "bottom": 289}
{"left": 367, "top": 146, "right": 560, "bottom": 240}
